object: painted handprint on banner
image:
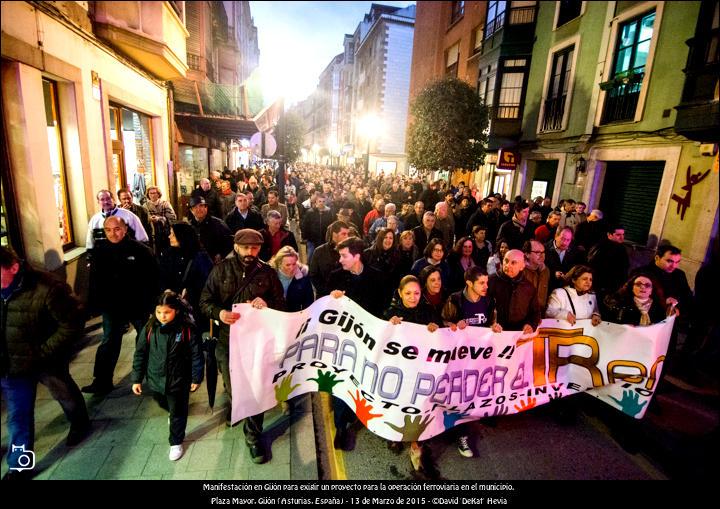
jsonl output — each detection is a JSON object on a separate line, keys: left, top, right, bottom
{"left": 274, "top": 374, "right": 300, "bottom": 405}
{"left": 308, "top": 369, "right": 343, "bottom": 394}
{"left": 514, "top": 397, "right": 537, "bottom": 412}
{"left": 349, "top": 390, "right": 383, "bottom": 427}
{"left": 385, "top": 415, "right": 435, "bottom": 441}
{"left": 443, "top": 410, "right": 470, "bottom": 429}
{"left": 483, "top": 404, "right": 509, "bottom": 418}
{"left": 610, "top": 390, "right": 647, "bottom": 417}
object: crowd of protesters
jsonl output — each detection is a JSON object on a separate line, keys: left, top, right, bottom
{"left": 2, "top": 160, "right": 715, "bottom": 478}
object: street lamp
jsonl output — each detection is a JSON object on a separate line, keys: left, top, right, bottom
{"left": 358, "top": 114, "right": 381, "bottom": 180}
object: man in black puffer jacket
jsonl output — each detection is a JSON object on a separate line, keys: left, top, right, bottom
{"left": 1, "top": 247, "right": 90, "bottom": 478}
{"left": 200, "top": 228, "right": 285, "bottom": 465}
{"left": 82, "top": 216, "right": 159, "bottom": 395}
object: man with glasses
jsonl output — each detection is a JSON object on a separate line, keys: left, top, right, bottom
{"left": 522, "top": 240, "right": 550, "bottom": 310}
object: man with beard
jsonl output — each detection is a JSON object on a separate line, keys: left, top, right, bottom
{"left": 200, "top": 229, "right": 285, "bottom": 464}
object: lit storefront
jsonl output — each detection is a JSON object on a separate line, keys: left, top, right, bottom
{"left": 108, "top": 105, "right": 156, "bottom": 203}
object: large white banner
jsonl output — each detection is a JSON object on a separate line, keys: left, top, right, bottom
{"left": 229, "top": 296, "right": 673, "bottom": 442}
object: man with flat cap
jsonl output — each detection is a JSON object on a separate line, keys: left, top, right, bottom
{"left": 199, "top": 228, "right": 285, "bottom": 464}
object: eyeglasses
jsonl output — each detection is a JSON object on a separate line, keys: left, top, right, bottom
{"left": 633, "top": 281, "right": 652, "bottom": 288}
{"left": 432, "top": 247, "right": 444, "bottom": 252}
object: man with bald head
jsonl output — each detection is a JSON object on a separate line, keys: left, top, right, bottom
{"left": 191, "top": 178, "right": 222, "bottom": 219}
{"left": 487, "top": 249, "right": 541, "bottom": 334}
{"left": 83, "top": 216, "right": 159, "bottom": 394}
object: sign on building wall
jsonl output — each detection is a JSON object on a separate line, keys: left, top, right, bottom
{"left": 497, "top": 149, "right": 520, "bottom": 169}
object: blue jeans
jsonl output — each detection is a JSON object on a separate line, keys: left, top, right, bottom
{"left": 93, "top": 313, "right": 145, "bottom": 386}
{"left": 305, "top": 241, "right": 316, "bottom": 263}
{"left": 1, "top": 376, "right": 37, "bottom": 471}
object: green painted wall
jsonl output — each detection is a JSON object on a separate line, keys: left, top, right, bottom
{"left": 521, "top": 1, "right": 608, "bottom": 141}
{"left": 522, "top": 1, "right": 701, "bottom": 140}
{"left": 598, "top": 1, "right": 700, "bottom": 135}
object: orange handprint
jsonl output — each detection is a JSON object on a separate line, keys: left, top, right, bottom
{"left": 514, "top": 397, "right": 537, "bottom": 412}
{"left": 349, "top": 390, "right": 383, "bottom": 427}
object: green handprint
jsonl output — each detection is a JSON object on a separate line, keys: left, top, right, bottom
{"left": 384, "top": 414, "right": 435, "bottom": 442}
{"left": 609, "top": 390, "right": 648, "bottom": 417}
{"left": 308, "top": 369, "right": 344, "bottom": 394}
{"left": 274, "top": 374, "right": 300, "bottom": 405}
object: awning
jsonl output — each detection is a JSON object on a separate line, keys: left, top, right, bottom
{"left": 175, "top": 112, "right": 258, "bottom": 140}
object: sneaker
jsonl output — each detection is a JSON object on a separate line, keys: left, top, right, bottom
{"left": 169, "top": 444, "right": 184, "bottom": 461}
{"left": 81, "top": 381, "right": 113, "bottom": 395}
{"left": 66, "top": 422, "right": 91, "bottom": 447}
{"left": 457, "top": 435, "right": 474, "bottom": 458}
{"left": 248, "top": 443, "right": 267, "bottom": 464}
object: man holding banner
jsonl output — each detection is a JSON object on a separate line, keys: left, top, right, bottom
{"left": 488, "top": 249, "right": 541, "bottom": 334}
{"left": 199, "top": 228, "right": 286, "bottom": 464}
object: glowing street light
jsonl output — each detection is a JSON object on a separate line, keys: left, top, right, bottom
{"left": 358, "top": 113, "right": 382, "bottom": 179}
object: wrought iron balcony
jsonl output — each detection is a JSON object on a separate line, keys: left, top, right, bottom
{"left": 600, "top": 71, "right": 644, "bottom": 124}
{"left": 540, "top": 94, "right": 566, "bottom": 131}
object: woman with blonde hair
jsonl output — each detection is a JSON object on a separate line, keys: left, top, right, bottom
{"left": 270, "top": 246, "right": 314, "bottom": 312}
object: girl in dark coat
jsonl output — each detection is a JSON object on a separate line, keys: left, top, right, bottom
{"left": 132, "top": 291, "right": 203, "bottom": 461}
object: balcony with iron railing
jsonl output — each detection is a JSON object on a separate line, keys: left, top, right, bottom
{"left": 600, "top": 71, "right": 644, "bottom": 124}
{"left": 540, "top": 94, "right": 567, "bottom": 131}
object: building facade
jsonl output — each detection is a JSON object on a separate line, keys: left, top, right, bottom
{"left": 1, "top": 1, "right": 186, "bottom": 291}
{"left": 171, "top": 1, "right": 259, "bottom": 217}
{"left": 350, "top": 3, "right": 416, "bottom": 175}
{"left": 409, "top": 1, "right": 487, "bottom": 103}
{"left": 518, "top": 0, "right": 718, "bottom": 285}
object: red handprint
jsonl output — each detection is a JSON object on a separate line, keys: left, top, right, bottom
{"left": 349, "top": 390, "right": 383, "bottom": 427}
{"left": 514, "top": 397, "right": 537, "bottom": 413}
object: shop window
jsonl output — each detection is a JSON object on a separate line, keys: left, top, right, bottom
{"left": 108, "top": 105, "right": 156, "bottom": 203}
{"left": 42, "top": 79, "right": 74, "bottom": 249}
